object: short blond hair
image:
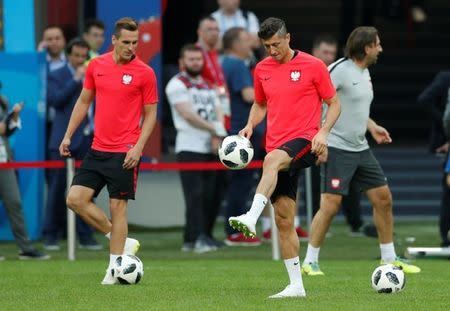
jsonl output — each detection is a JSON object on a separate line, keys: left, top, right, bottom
{"left": 114, "top": 17, "right": 138, "bottom": 38}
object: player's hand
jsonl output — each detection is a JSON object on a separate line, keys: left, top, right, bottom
{"left": 239, "top": 124, "right": 253, "bottom": 140}
{"left": 11, "top": 102, "right": 24, "bottom": 121}
{"left": 311, "top": 129, "right": 328, "bottom": 156}
{"left": 211, "top": 136, "right": 223, "bottom": 155}
{"left": 436, "top": 143, "right": 449, "bottom": 154}
{"left": 59, "top": 138, "right": 72, "bottom": 157}
{"left": 123, "top": 146, "right": 141, "bottom": 170}
{"left": 315, "top": 147, "right": 328, "bottom": 165}
{"left": 370, "top": 125, "right": 392, "bottom": 144}
{"left": 37, "top": 40, "right": 48, "bottom": 52}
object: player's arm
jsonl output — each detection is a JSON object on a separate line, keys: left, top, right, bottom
{"left": 239, "top": 101, "right": 267, "bottom": 139}
{"left": 367, "top": 117, "right": 392, "bottom": 144}
{"left": 59, "top": 88, "right": 94, "bottom": 157}
{"left": 123, "top": 103, "right": 158, "bottom": 169}
{"left": 312, "top": 94, "right": 341, "bottom": 155}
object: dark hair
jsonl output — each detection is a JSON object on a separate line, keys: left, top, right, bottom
{"left": 258, "top": 17, "right": 287, "bottom": 40}
{"left": 312, "top": 33, "right": 337, "bottom": 49}
{"left": 42, "top": 25, "right": 65, "bottom": 38}
{"left": 222, "top": 27, "right": 245, "bottom": 51}
{"left": 344, "top": 26, "right": 378, "bottom": 60}
{"left": 84, "top": 18, "right": 105, "bottom": 34}
{"left": 114, "top": 17, "right": 138, "bottom": 38}
{"left": 198, "top": 15, "right": 217, "bottom": 29}
{"left": 179, "top": 43, "right": 203, "bottom": 58}
{"left": 65, "top": 37, "right": 89, "bottom": 55}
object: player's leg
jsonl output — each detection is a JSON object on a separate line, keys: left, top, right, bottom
{"left": 358, "top": 149, "right": 420, "bottom": 273}
{"left": 229, "top": 149, "right": 291, "bottom": 237}
{"left": 66, "top": 185, "right": 111, "bottom": 234}
{"left": 303, "top": 147, "right": 356, "bottom": 275}
{"left": 229, "top": 138, "right": 311, "bottom": 237}
{"left": 269, "top": 173, "right": 306, "bottom": 298}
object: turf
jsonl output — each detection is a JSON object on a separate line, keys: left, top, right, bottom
{"left": 1, "top": 220, "right": 449, "bottom": 310}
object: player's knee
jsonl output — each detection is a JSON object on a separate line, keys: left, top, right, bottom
{"left": 275, "top": 214, "right": 293, "bottom": 232}
{"left": 263, "top": 151, "right": 285, "bottom": 170}
{"left": 319, "top": 194, "right": 341, "bottom": 218}
{"left": 66, "top": 192, "right": 81, "bottom": 212}
{"left": 373, "top": 189, "right": 392, "bottom": 210}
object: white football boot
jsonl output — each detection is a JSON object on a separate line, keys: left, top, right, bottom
{"left": 123, "top": 238, "right": 140, "bottom": 255}
{"left": 268, "top": 284, "right": 306, "bottom": 299}
{"left": 228, "top": 214, "right": 257, "bottom": 238}
{"left": 101, "top": 267, "right": 118, "bottom": 285}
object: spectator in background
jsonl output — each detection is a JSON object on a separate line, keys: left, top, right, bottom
{"left": 196, "top": 16, "right": 229, "bottom": 243}
{"left": 166, "top": 44, "right": 227, "bottom": 252}
{"left": 211, "top": 0, "right": 261, "bottom": 50}
{"left": 43, "top": 38, "right": 101, "bottom": 251}
{"left": 38, "top": 26, "right": 67, "bottom": 72}
{"left": 418, "top": 70, "right": 450, "bottom": 248}
{"left": 0, "top": 90, "right": 50, "bottom": 260}
{"left": 221, "top": 27, "right": 264, "bottom": 246}
{"left": 82, "top": 19, "right": 106, "bottom": 63}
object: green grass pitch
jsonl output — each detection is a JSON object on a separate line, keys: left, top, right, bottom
{"left": 1, "top": 221, "right": 449, "bottom": 310}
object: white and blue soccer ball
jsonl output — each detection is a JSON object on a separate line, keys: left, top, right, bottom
{"left": 114, "top": 254, "right": 144, "bottom": 285}
{"left": 218, "top": 135, "right": 254, "bottom": 170}
{"left": 371, "top": 264, "right": 405, "bottom": 293}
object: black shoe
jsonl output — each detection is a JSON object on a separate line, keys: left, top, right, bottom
{"left": 19, "top": 250, "right": 51, "bottom": 260}
{"left": 363, "top": 224, "right": 378, "bottom": 238}
{"left": 79, "top": 237, "right": 103, "bottom": 250}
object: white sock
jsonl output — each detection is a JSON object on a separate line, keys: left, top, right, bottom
{"left": 261, "top": 216, "right": 271, "bottom": 232}
{"left": 246, "top": 193, "right": 268, "bottom": 222}
{"left": 109, "top": 254, "right": 120, "bottom": 268}
{"left": 284, "top": 257, "right": 304, "bottom": 287}
{"left": 105, "top": 232, "right": 111, "bottom": 239}
{"left": 294, "top": 215, "right": 300, "bottom": 228}
{"left": 380, "top": 242, "right": 397, "bottom": 263}
{"left": 304, "top": 244, "right": 320, "bottom": 264}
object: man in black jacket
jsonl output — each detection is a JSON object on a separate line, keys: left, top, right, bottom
{"left": 418, "top": 71, "right": 450, "bottom": 247}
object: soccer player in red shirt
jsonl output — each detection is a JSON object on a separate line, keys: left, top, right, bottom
{"left": 228, "top": 17, "right": 341, "bottom": 298}
{"left": 60, "top": 17, "right": 158, "bottom": 284}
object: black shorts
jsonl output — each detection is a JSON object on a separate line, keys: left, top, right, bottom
{"left": 321, "top": 147, "right": 387, "bottom": 195}
{"left": 72, "top": 149, "right": 139, "bottom": 200}
{"left": 271, "top": 138, "right": 317, "bottom": 202}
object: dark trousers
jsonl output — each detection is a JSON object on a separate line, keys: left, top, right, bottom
{"left": 440, "top": 170, "right": 450, "bottom": 245}
{"left": 0, "top": 169, "right": 34, "bottom": 252}
{"left": 177, "top": 151, "right": 216, "bottom": 243}
{"left": 43, "top": 144, "right": 94, "bottom": 242}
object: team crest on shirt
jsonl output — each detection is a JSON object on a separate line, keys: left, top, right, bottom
{"left": 290, "top": 70, "right": 301, "bottom": 82}
{"left": 331, "top": 178, "right": 341, "bottom": 189}
{"left": 122, "top": 74, "right": 133, "bottom": 85}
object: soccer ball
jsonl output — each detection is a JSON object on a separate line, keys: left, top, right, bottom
{"left": 218, "top": 135, "right": 254, "bottom": 169}
{"left": 371, "top": 264, "right": 405, "bottom": 293}
{"left": 114, "top": 254, "right": 144, "bottom": 285}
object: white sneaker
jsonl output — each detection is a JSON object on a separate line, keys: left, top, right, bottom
{"left": 228, "top": 214, "right": 257, "bottom": 238}
{"left": 268, "top": 284, "right": 306, "bottom": 299}
{"left": 123, "top": 238, "right": 140, "bottom": 255}
{"left": 101, "top": 267, "right": 118, "bottom": 285}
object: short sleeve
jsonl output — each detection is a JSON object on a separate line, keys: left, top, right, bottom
{"left": 165, "top": 78, "right": 189, "bottom": 106}
{"left": 228, "top": 61, "right": 253, "bottom": 93}
{"left": 253, "top": 66, "right": 266, "bottom": 104}
{"left": 328, "top": 63, "right": 343, "bottom": 91}
{"left": 314, "top": 60, "right": 336, "bottom": 100}
{"left": 83, "top": 60, "right": 95, "bottom": 90}
{"left": 142, "top": 68, "right": 159, "bottom": 105}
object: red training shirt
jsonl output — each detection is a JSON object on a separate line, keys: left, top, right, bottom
{"left": 254, "top": 51, "right": 336, "bottom": 152}
{"left": 84, "top": 52, "right": 158, "bottom": 152}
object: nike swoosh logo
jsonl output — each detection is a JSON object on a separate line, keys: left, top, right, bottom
{"left": 263, "top": 77, "right": 271, "bottom": 81}
{"left": 97, "top": 73, "right": 105, "bottom": 77}
{"left": 294, "top": 262, "right": 299, "bottom": 265}
{"left": 352, "top": 82, "right": 359, "bottom": 85}
{"left": 119, "top": 191, "right": 129, "bottom": 195}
